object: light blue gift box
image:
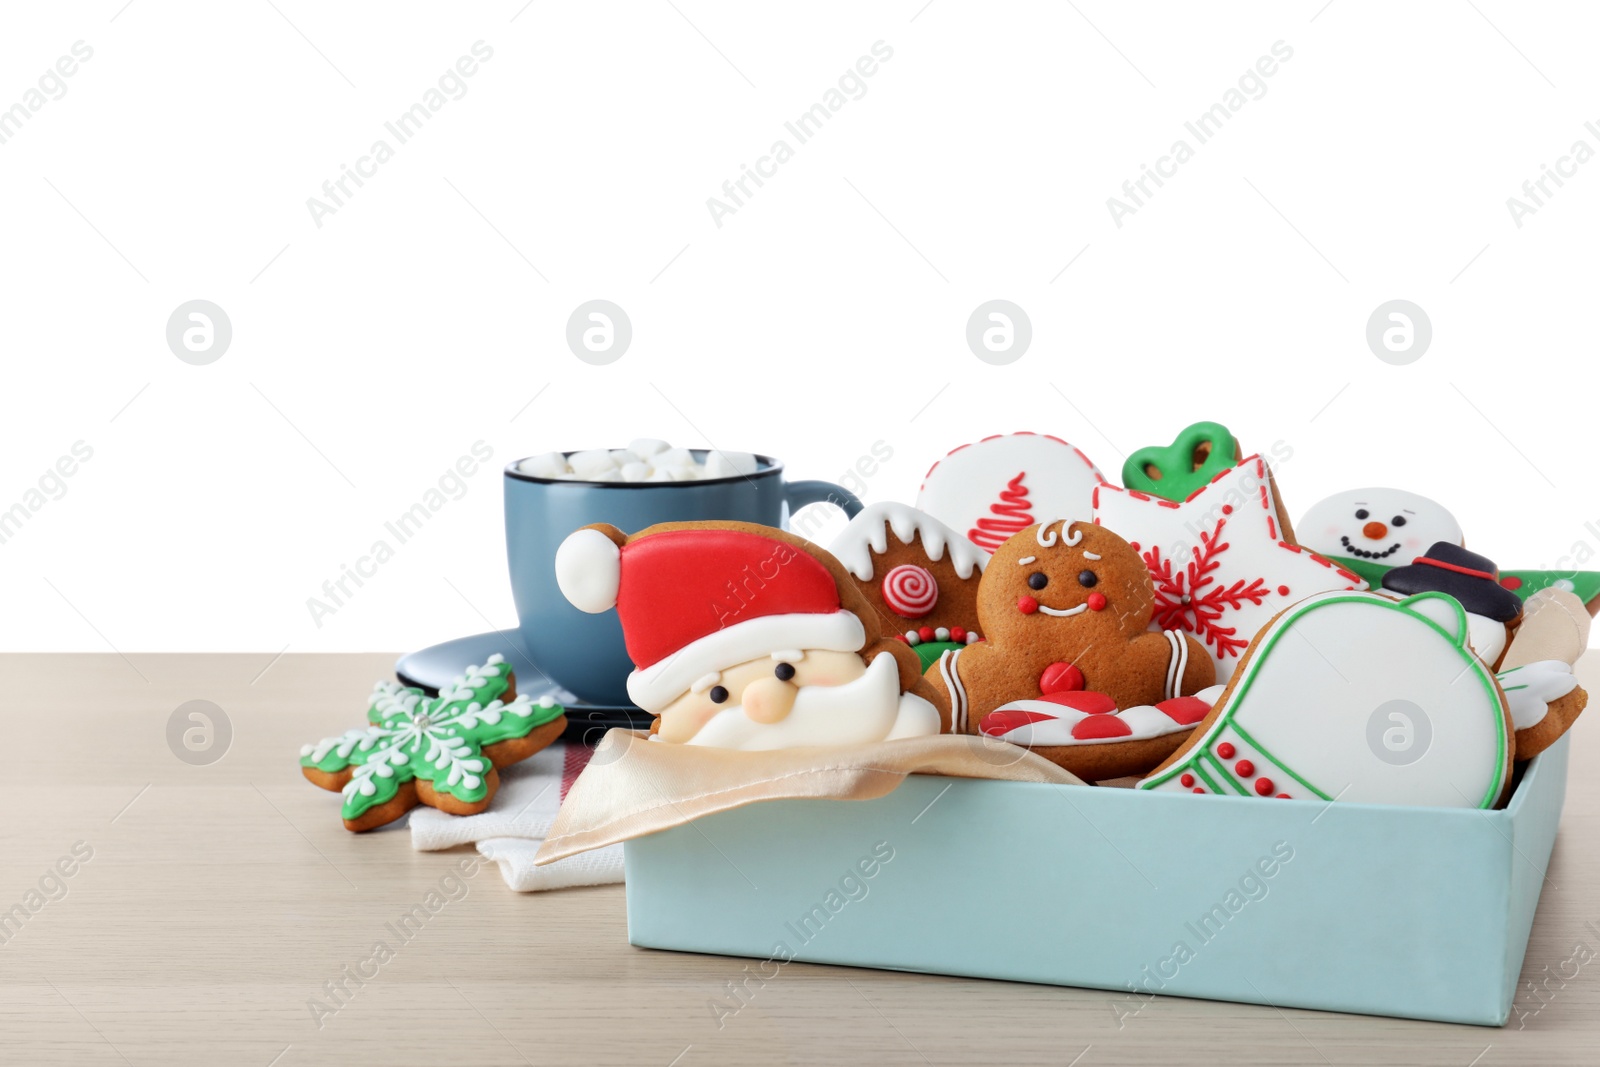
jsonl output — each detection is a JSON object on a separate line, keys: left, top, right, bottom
{"left": 623, "top": 735, "right": 1569, "bottom": 1026}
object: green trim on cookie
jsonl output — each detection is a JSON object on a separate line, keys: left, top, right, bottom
{"left": 911, "top": 640, "right": 965, "bottom": 672}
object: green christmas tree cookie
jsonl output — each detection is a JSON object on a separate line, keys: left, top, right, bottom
{"left": 1121, "top": 421, "right": 1242, "bottom": 502}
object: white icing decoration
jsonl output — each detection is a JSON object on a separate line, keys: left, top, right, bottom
{"left": 1496, "top": 660, "right": 1579, "bottom": 731}
{"left": 982, "top": 695, "right": 1211, "bottom": 747}
{"left": 1036, "top": 520, "right": 1062, "bottom": 548}
{"left": 940, "top": 647, "right": 969, "bottom": 733}
{"left": 828, "top": 501, "right": 990, "bottom": 582}
{"left": 690, "top": 672, "right": 721, "bottom": 694}
{"left": 1137, "top": 590, "right": 1509, "bottom": 808}
{"left": 1017, "top": 556, "right": 1037, "bottom": 566}
{"left": 1036, "top": 601, "right": 1088, "bottom": 618}
{"left": 1163, "top": 629, "right": 1189, "bottom": 701}
{"left": 1467, "top": 613, "right": 1507, "bottom": 665}
{"left": 1094, "top": 455, "right": 1368, "bottom": 682}
{"left": 1082, "top": 551, "right": 1101, "bottom": 561}
{"left": 683, "top": 652, "right": 938, "bottom": 750}
{"left": 1062, "top": 524, "right": 1084, "bottom": 547}
{"left": 916, "top": 433, "right": 1104, "bottom": 550}
{"left": 1297, "top": 488, "right": 1465, "bottom": 566}
{"left": 771, "top": 650, "right": 805, "bottom": 661}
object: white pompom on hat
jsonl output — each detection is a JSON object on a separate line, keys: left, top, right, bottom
{"left": 554, "top": 527, "right": 622, "bottom": 613}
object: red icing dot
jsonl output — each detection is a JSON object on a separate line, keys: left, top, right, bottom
{"left": 1500, "top": 575, "right": 1523, "bottom": 591}
{"left": 1017, "top": 595, "right": 1039, "bottom": 615}
{"left": 918, "top": 626, "right": 936, "bottom": 643}
{"left": 1192, "top": 787, "right": 1205, "bottom": 794}
{"left": 893, "top": 634, "right": 908, "bottom": 643}
{"left": 1277, "top": 585, "right": 1290, "bottom": 596}
{"left": 1234, "top": 759, "right": 1255, "bottom": 778}
{"left": 1221, "top": 504, "right": 1233, "bottom": 515}
{"left": 1180, "top": 773, "right": 1195, "bottom": 787}
{"left": 1276, "top": 794, "right": 1291, "bottom": 799}
{"left": 1072, "top": 714, "right": 1132, "bottom": 740}
{"left": 1130, "top": 541, "right": 1141, "bottom": 551}
{"left": 1087, "top": 592, "right": 1108, "bottom": 611}
{"left": 1216, "top": 742, "right": 1236, "bottom": 759}
{"left": 1255, "top": 778, "right": 1275, "bottom": 796}
{"left": 1039, "top": 662, "right": 1086, "bottom": 694}
{"left": 949, "top": 626, "right": 967, "bottom": 642}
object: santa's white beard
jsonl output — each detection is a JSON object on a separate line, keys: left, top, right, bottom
{"left": 685, "top": 652, "right": 941, "bottom": 751}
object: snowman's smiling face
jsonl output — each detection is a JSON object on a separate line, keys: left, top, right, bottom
{"left": 1299, "top": 488, "right": 1464, "bottom": 565}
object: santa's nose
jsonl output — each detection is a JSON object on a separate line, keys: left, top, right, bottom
{"left": 1362, "top": 521, "right": 1388, "bottom": 540}
{"left": 741, "top": 677, "right": 797, "bottom": 724}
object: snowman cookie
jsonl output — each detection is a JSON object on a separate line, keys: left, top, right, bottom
{"left": 1298, "top": 487, "right": 1465, "bottom": 587}
{"left": 829, "top": 503, "right": 990, "bottom": 671}
{"left": 1139, "top": 590, "right": 1512, "bottom": 809}
{"left": 1380, "top": 542, "right": 1522, "bottom": 669}
{"left": 922, "top": 519, "right": 1215, "bottom": 779}
{"left": 917, "top": 433, "right": 1104, "bottom": 552}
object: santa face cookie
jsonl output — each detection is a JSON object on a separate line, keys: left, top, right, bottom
{"left": 829, "top": 502, "right": 989, "bottom": 671}
{"left": 917, "top": 433, "right": 1104, "bottom": 552}
{"left": 1380, "top": 542, "right": 1523, "bottom": 668}
{"left": 1094, "top": 455, "right": 1366, "bottom": 682}
{"left": 921, "top": 519, "right": 1216, "bottom": 779}
{"left": 1299, "top": 487, "right": 1464, "bottom": 586}
{"left": 1121, "top": 421, "right": 1242, "bottom": 503}
{"left": 555, "top": 521, "right": 943, "bottom": 750}
{"left": 1139, "top": 591, "right": 1512, "bottom": 809}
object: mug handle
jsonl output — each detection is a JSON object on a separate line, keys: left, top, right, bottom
{"left": 784, "top": 479, "right": 863, "bottom": 524}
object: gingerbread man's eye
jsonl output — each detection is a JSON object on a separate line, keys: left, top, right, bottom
{"left": 709, "top": 685, "right": 729, "bottom": 704}
{"left": 1078, "top": 570, "right": 1098, "bottom": 588}
{"left": 1027, "top": 572, "right": 1048, "bottom": 590}
{"left": 773, "top": 662, "right": 796, "bottom": 682}
{"left": 1354, "top": 509, "right": 1369, "bottom": 520}
{"left": 1391, "top": 515, "right": 1407, "bottom": 527}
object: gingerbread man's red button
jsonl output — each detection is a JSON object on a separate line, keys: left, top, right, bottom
{"left": 1039, "top": 662, "right": 1085, "bottom": 695}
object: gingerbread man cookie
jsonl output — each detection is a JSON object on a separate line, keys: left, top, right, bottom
{"left": 829, "top": 502, "right": 989, "bottom": 671}
{"left": 300, "top": 655, "right": 568, "bottom": 831}
{"left": 922, "top": 519, "right": 1215, "bottom": 779}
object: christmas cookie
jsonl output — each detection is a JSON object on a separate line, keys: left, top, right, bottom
{"left": 1139, "top": 590, "right": 1512, "bottom": 809}
{"left": 979, "top": 686, "right": 1223, "bottom": 781}
{"left": 554, "top": 521, "right": 943, "bottom": 749}
{"left": 921, "top": 519, "right": 1215, "bottom": 776}
{"left": 1120, "top": 421, "right": 1241, "bottom": 503}
{"left": 829, "top": 502, "right": 989, "bottom": 671}
{"left": 916, "top": 432, "right": 1105, "bottom": 552}
{"left": 1503, "top": 588, "right": 1591, "bottom": 670}
{"left": 1380, "top": 542, "right": 1522, "bottom": 669}
{"left": 1094, "top": 455, "right": 1366, "bottom": 681}
{"left": 1298, "top": 487, "right": 1465, "bottom": 587}
{"left": 1497, "top": 587, "right": 1590, "bottom": 760}
{"left": 300, "top": 655, "right": 567, "bottom": 832}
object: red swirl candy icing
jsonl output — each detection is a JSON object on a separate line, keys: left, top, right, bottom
{"left": 882, "top": 564, "right": 939, "bottom": 618}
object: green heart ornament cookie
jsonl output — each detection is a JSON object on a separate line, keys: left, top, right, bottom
{"left": 1121, "top": 421, "right": 1241, "bottom": 502}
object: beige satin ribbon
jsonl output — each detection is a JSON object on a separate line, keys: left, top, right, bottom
{"left": 535, "top": 731, "right": 1084, "bottom": 865}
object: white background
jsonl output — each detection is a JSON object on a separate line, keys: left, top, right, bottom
{"left": 1, "top": 1, "right": 1596, "bottom": 653}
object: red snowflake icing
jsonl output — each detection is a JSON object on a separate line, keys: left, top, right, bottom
{"left": 1142, "top": 515, "right": 1271, "bottom": 662}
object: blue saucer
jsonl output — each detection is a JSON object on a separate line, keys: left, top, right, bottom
{"left": 396, "top": 629, "right": 652, "bottom": 740}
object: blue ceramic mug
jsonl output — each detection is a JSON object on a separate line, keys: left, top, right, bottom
{"left": 506, "top": 451, "right": 862, "bottom": 706}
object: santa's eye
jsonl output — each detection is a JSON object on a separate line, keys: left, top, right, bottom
{"left": 1354, "top": 509, "right": 1369, "bottom": 520}
{"left": 773, "top": 662, "right": 796, "bottom": 682}
{"left": 709, "top": 685, "right": 729, "bottom": 704}
{"left": 1078, "top": 570, "right": 1098, "bottom": 587}
{"left": 1392, "top": 515, "right": 1407, "bottom": 527}
{"left": 1027, "top": 572, "right": 1048, "bottom": 590}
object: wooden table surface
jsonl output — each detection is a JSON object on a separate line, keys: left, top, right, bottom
{"left": 3, "top": 651, "right": 1598, "bottom": 1066}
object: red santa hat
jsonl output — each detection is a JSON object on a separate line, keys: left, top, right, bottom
{"left": 555, "top": 526, "right": 866, "bottom": 712}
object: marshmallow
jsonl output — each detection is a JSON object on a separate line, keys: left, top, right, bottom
{"left": 620, "top": 462, "right": 654, "bottom": 482}
{"left": 655, "top": 447, "right": 697, "bottom": 470}
{"left": 628, "top": 438, "right": 672, "bottom": 457}
{"left": 518, "top": 451, "right": 571, "bottom": 479}
{"left": 705, "top": 450, "right": 759, "bottom": 478}
{"left": 567, "top": 449, "right": 620, "bottom": 478}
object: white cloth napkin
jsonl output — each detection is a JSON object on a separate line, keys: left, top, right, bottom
{"left": 410, "top": 741, "right": 624, "bottom": 891}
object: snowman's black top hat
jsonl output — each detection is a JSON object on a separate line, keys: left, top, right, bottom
{"left": 1381, "top": 541, "right": 1522, "bottom": 621}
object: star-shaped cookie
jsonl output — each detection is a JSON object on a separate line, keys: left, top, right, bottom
{"left": 1094, "top": 456, "right": 1366, "bottom": 681}
{"left": 300, "top": 654, "right": 567, "bottom": 831}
